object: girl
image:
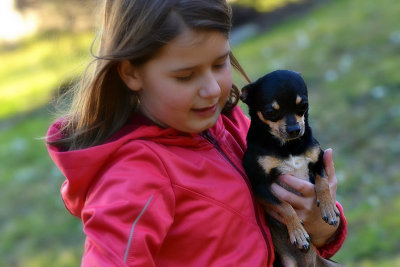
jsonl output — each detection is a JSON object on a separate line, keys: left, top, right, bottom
{"left": 46, "top": 0, "right": 346, "bottom": 266}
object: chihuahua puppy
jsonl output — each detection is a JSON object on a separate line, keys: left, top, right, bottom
{"left": 241, "top": 70, "right": 343, "bottom": 267}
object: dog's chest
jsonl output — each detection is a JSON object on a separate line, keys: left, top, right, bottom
{"left": 258, "top": 154, "right": 313, "bottom": 181}
{"left": 278, "top": 155, "right": 311, "bottom": 180}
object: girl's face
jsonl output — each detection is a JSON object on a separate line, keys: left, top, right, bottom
{"left": 121, "top": 29, "right": 232, "bottom": 133}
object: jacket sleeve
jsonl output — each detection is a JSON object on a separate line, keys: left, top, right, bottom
{"left": 80, "top": 141, "right": 175, "bottom": 266}
{"left": 317, "top": 202, "right": 347, "bottom": 258}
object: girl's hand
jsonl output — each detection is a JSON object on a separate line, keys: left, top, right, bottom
{"left": 269, "top": 148, "right": 340, "bottom": 247}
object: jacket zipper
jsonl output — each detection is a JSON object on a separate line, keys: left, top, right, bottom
{"left": 201, "top": 130, "right": 273, "bottom": 266}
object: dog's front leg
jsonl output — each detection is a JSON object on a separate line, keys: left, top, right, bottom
{"left": 314, "top": 172, "right": 340, "bottom": 225}
{"left": 309, "top": 148, "right": 340, "bottom": 226}
{"left": 261, "top": 199, "right": 311, "bottom": 251}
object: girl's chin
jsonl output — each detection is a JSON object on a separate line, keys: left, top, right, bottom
{"left": 196, "top": 114, "right": 220, "bottom": 132}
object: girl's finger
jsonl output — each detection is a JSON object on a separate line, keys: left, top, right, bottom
{"left": 271, "top": 182, "right": 306, "bottom": 209}
{"left": 323, "top": 148, "right": 338, "bottom": 198}
{"left": 323, "top": 148, "right": 335, "bottom": 183}
{"left": 278, "top": 174, "right": 315, "bottom": 197}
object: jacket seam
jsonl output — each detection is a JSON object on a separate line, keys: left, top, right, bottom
{"left": 173, "top": 184, "right": 271, "bottom": 266}
{"left": 107, "top": 140, "right": 175, "bottom": 264}
{"left": 172, "top": 183, "right": 259, "bottom": 228}
{"left": 125, "top": 185, "right": 175, "bottom": 265}
{"left": 122, "top": 141, "right": 176, "bottom": 265}
{"left": 110, "top": 139, "right": 175, "bottom": 200}
{"left": 142, "top": 141, "right": 177, "bottom": 202}
{"left": 124, "top": 194, "right": 154, "bottom": 263}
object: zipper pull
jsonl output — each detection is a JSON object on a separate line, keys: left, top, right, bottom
{"left": 201, "top": 130, "right": 218, "bottom": 146}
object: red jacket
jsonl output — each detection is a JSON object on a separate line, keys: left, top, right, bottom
{"left": 46, "top": 106, "right": 346, "bottom": 266}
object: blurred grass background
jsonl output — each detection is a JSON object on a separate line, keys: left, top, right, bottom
{"left": 1, "top": 0, "right": 400, "bottom": 266}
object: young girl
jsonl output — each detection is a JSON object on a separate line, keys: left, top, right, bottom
{"left": 47, "top": 0, "right": 347, "bottom": 266}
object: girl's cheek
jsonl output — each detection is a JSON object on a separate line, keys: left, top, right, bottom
{"left": 225, "top": 66, "right": 233, "bottom": 83}
{"left": 223, "top": 70, "right": 233, "bottom": 91}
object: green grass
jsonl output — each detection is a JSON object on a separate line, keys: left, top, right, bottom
{"left": 0, "top": 112, "right": 84, "bottom": 267}
{"left": 1, "top": 0, "right": 400, "bottom": 265}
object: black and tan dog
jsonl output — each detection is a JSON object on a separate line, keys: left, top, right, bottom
{"left": 241, "top": 70, "right": 343, "bottom": 267}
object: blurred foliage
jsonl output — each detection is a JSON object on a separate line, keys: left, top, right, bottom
{"left": 1, "top": 0, "right": 400, "bottom": 266}
{"left": 0, "top": 31, "right": 93, "bottom": 118}
{"left": 230, "top": 0, "right": 302, "bottom": 12}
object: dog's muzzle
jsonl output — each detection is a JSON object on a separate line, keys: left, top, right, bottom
{"left": 286, "top": 124, "right": 301, "bottom": 138}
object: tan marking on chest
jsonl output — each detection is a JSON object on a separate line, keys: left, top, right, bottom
{"left": 278, "top": 155, "right": 312, "bottom": 180}
{"left": 257, "top": 156, "right": 282, "bottom": 174}
{"left": 305, "top": 146, "right": 321, "bottom": 163}
{"left": 258, "top": 154, "right": 316, "bottom": 181}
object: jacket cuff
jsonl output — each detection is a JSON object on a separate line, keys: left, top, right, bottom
{"left": 317, "top": 202, "right": 347, "bottom": 258}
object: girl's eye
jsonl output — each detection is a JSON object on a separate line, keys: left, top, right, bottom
{"left": 213, "top": 58, "right": 229, "bottom": 70}
{"left": 213, "top": 62, "right": 226, "bottom": 69}
{"left": 175, "top": 73, "right": 193, "bottom": 82}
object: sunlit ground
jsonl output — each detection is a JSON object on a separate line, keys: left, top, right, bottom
{"left": 228, "top": 0, "right": 302, "bottom": 12}
{"left": 0, "top": 0, "right": 37, "bottom": 42}
{"left": 0, "top": 32, "right": 93, "bottom": 119}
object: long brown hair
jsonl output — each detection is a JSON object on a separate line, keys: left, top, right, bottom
{"left": 51, "top": 0, "right": 250, "bottom": 150}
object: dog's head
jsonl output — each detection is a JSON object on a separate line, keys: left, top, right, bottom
{"left": 241, "top": 70, "right": 309, "bottom": 143}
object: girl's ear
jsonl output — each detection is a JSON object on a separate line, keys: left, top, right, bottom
{"left": 118, "top": 60, "right": 142, "bottom": 92}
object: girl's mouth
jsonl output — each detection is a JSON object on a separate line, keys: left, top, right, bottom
{"left": 192, "top": 104, "right": 217, "bottom": 117}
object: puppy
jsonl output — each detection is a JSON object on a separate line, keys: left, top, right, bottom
{"left": 241, "top": 70, "right": 343, "bottom": 267}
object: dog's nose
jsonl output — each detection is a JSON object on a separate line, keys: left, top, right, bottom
{"left": 287, "top": 125, "right": 301, "bottom": 137}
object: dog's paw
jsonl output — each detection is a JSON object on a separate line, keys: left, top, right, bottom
{"left": 317, "top": 198, "right": 340, "bottom": 226}
{"left": 288, "top": 222, "right": 310, "bottom": 251}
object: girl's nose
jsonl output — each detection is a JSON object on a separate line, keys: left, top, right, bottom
{"left": 199, "top": 72, "right": 221, "bottom": 98}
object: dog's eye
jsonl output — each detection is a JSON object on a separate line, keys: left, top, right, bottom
{"left": 297, "top": 102, "right": 309, "bottom": 114}
{"left": 261, "top": 109, "right": 278, "bottom": 119}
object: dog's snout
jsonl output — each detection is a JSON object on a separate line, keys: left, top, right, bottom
{"left": 287, "top": 125, "right": 301, "bottom": 136}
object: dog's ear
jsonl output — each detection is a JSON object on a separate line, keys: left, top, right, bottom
{"left": 240, "top": 82, "right": 255, "bottom": 104}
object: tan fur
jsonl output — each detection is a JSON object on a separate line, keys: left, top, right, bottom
{"left": 257, "top": 111, "right": 284, "bottom": 141}
{"left": 315, "top": 173, "right": 340, "bottom": 224}
{"left": 257, "top": 111, "right": 306, "bottom": 143}
{"left": 272, "top": 100, "right": 280, "bottom": 110}
{"left": 305, "top": 146, "right": 321, "bottom": 162}
{"left": 258, "top": 150, "right": 320, "bottom": 182}
{"left": 261, "top": 199, "right": 310, "bottom": 251}
{"left": 278, "top": 155, "right": 311, "bottom": 181}
{"left": 257, "top": 155, "right": 281, "bottom": 174}
{"left": 296, "top": 95, "right": 302, "bottom": 104}
{"left": 295, "top": 114, "right": 305, "bottom": 127}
